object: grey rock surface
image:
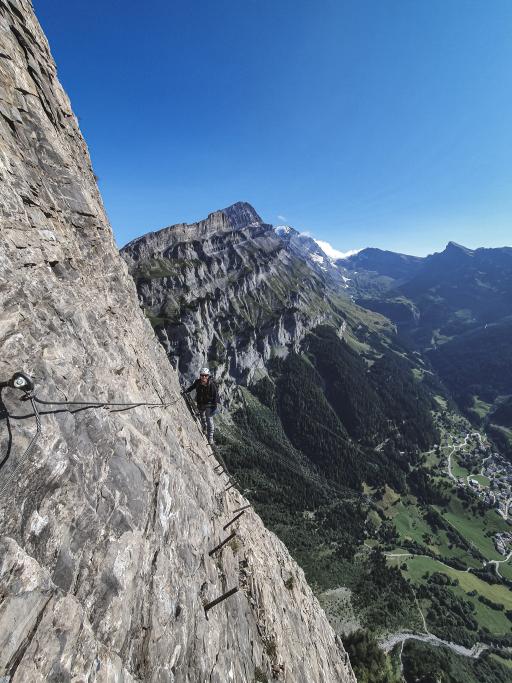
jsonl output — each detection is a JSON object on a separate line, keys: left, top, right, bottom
{"left": 274, "top": 225, "right": 353, "bottom": 291}
{"left": 0, "top": 1, "right": 356, "bottom": 681}
{"left": 121, "top": 203, "right": 345, "bottom": 394}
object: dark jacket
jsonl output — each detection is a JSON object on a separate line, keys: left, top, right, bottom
{"left": 185, "top": 378, "right": 218, "bottom": 408}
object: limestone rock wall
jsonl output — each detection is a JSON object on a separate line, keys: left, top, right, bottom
{"left": 0, "top": 1, "right": 355, "bottom": 681}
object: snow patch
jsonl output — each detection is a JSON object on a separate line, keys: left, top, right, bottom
{"left": 339, "top": 249, "right": 362, "bottom": 260}
{"left": 314, "top": 240, "right": 362, "bottom": 260}
{"left": 275, "top": 225, "right": 294, "bottom": 235}
{"left": 310, "top": 253, "right": 324, "bottom": 265}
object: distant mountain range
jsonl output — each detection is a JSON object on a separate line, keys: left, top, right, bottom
{"left": 344, "top": 241, "right": 512, "bottom": 340}
{"left": 342, "top": 241, "right": 512, "bottom": 444}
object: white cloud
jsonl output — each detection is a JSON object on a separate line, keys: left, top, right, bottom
{"left": 277, "top": 214, "right": 287, "bottom": 221}
{"left": 314, "top": 240, "right": 361, "bottom": 260}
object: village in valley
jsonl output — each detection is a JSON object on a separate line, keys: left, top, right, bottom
{"left": 432, "top": 410, "right": 512, "bottom": 557}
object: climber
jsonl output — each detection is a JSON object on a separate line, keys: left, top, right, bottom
{"left": 183, "top": 367, "right": 219, "bottom": 445}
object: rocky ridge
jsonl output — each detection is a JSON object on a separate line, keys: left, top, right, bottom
{"left": 273, "top": 224, "right": 352, "bottom": 290}
{"left": 121, "top": 202, "right": 348, "bottom": 393}
{"left": 0, "top": 2, "right": 355, "bottom": 681}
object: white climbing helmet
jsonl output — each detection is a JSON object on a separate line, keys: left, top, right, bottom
{"left": 200, "top": 367, "right": 210, "bottom": 376}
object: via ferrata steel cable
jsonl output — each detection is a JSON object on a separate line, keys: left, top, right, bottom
{"left": 32, "top": 395, "right": 180, "bottom": 409}
{"left": 0, "top": 394, "right": 41, "bottom": 501}
{"left": 0, "top": 372, "right": 182, "bottom": 503}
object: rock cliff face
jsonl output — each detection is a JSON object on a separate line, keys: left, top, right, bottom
{"left": 274, "top": 225, "right": 352, "bottom": 290}
{"left": 0, "top": 2, "right": 355, "bottom": 682}
{"left": 122, "top": 203, "right": 345, "bottom": 392}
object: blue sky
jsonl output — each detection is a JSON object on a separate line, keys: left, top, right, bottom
{"left": 35, "top": 0, "right": 512, "bottom": 256}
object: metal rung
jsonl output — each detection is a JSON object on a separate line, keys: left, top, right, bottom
{"left": 223, "top": 510, "right": 246, "bottom": 530}
{"left": 204, "top": 586, "right": 239, "bottom": 618}
{"left": 208, "top": 531, "right": 236, "bottom": 557}
{"left": 232, "top": 503, "right": 251, "bottom": 513}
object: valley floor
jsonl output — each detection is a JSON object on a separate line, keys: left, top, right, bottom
{"left": 368, "top": 410, "right": 512, "bottom": 664}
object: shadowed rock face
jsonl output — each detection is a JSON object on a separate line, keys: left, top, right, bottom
{"left": 0, "top": 2, "right": 355, "bottom": 682}
{"left": 121, "top": 203, "right": 344, "bottom": 393}
{"left": 342, "top": 248, "right": 423, "bottom": 284}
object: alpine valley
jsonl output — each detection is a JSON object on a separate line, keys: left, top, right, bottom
{"left": 123, "top": 203, "right": 512, "bottom": 682}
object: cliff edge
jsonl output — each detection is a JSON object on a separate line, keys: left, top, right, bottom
{"left": 0, "top": 1, "right": 355, "bottom": 681}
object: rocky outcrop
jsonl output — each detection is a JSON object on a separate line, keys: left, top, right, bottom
{"left": 121, "top": 203, "right": 345, "bottom": 393}
{"left": 274, "top": 225, "right": 352, "bottom": 290}
{"left": 0, "top": 1, "right": 355, "bottom": 681}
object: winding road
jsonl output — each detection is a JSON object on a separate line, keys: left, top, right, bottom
{"left": 446, "top": 432, "right": 484, "bottom": 481}
{"left": 486, "top": 550, "right": 512, "bottom": 578}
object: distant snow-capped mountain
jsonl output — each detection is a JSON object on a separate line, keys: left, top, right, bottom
{"left": 274, "top": 225, "right": 352, "bottom": 289}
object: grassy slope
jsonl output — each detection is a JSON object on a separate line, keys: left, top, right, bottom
{"left": 380, "top": 498, "right": 481, "bottom": 568}
{"left": 393, "top": 554, "right": 512, "bottom": 609}
{"left": 499, "top": 562, "right": 512, "bottom": 581}
{"left": 388, "top": 553, "right": 512, "bottom": 640}
{"left": 439, "top": 497, "right": 511, "bottom": 561}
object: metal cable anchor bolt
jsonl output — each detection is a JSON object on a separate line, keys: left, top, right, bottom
{"left": 0, "top": 372, "right": 34, "bottom": 392}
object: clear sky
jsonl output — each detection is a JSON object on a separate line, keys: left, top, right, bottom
{"left": 34, "top": 0, "right": 512, "bottom": 256}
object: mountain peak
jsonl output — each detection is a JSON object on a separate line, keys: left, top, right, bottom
{"left": 219, "top": 201, "right": 263, "bottom": 229}
{"left": 445, "top": 241, "right": 473, "bottom": 256}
